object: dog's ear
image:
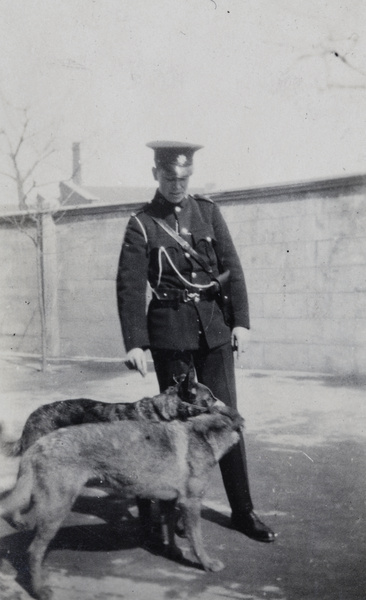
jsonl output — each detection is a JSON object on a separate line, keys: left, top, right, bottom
{"left": 176, "top": 366, "right": 197, "bottom": 402}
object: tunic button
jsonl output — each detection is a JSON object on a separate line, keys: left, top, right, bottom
{"left": 175, "top": 206, "right": 181, "bottom": 213}
{"left": 206, "top": 236, "right": 212, "bottom": 242}
{"left": 192, "top": 272, "right": 197, "bottom": 278}
{"left": 181, "top": 227, "right": 188, "bottom": 234}
{"left": 185, "top": 252, "right": 190, "bottom": 258}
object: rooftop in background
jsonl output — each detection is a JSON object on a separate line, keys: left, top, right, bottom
{"left": 59, "top": 181, "right": 205, "bottom": 207}
{"left": 1, "top": 172, "right": 365, "bottom": 216}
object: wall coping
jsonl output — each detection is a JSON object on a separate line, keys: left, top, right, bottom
{"left": 211, "top": 172, "right": 366, "bottom": 204}
{"left": 1, "top": 172, "right": 365, "bottom": 224}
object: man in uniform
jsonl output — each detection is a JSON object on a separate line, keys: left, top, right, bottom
{"left": 116, "top": 141, "right": 276, "bottom": 543}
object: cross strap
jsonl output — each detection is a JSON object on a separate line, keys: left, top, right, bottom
{"left": 152, "top": 216, "right": 214, "bottom": 275}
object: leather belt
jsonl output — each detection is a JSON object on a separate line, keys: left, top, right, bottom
{"left": 152, "top": 287, "right": 217, "bottom": 305}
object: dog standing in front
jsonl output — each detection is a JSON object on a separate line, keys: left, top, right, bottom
{"left": 0, "top": 409, "right": 244, "bottom": 600}
{"left": 0, "top": 370, "right": 224, "bottom": 545}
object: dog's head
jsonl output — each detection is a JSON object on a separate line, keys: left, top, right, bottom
{"left": 174, "top": 369, "right": 222, "bottom": 408}
{"left": 189, "top": 408, "right": 244, "bottom": 462}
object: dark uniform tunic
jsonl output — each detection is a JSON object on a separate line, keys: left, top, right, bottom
{"left": 117, "top": 190, "right": 249, "bottom": 352}
{"left": 116, "top": 190, "right": 254, "bottom": 514}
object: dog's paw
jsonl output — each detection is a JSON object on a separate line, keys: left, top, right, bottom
{"left": 175, "top": 515, "right": 187, "bottom": 538}
{"left": 204, "top": 558, "right": 225, "bottom": 572}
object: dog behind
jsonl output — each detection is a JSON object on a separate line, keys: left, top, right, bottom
{"left": 0, "top": 369, "right": 221, "bottom": 457}
{"left": 0, "top": 408, "right": 244, "bottom": 600}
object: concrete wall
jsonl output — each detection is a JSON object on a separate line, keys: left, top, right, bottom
{"left": 0, "top": 219, "right": 41, "bottom": 355}
{"left": 56, "top": 209, "right": 128, "bottom": 358}
{"left": 1, "top": 174, "right": 365, "bottom": 375}
{"left": 215, "top": 180, "right": 366, "bottom": 375}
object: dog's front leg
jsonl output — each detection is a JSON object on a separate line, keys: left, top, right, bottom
{"left": 27, "top": 503, "right": 74, "bottom": 600}
{"left": 136, "top": 497, "right": 153, "bottom": 540}
{"left": 27, "top": 533, "right": 54, "bottom": 600}
{"left": 159, "top": 499, "right": 183, "bottom": 561}
{"left": 181, "top": 497, "right": 225, "bottom": 572}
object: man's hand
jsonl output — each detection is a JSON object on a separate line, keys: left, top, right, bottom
{"left": 231, "top": 327, "right": 251, "bottom": 360}
{"left": 125, "top": 347, "right": 147, "bottom": 377}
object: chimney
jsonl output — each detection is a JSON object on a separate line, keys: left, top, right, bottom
{"left": 72, "top": 142, "right": 82, "bottom": 185}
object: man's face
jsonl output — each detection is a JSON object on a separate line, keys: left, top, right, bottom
{"left": 153, "top": 167, "right": 190, "bottom": 204}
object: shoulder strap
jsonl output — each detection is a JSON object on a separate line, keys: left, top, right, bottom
{"left": 193, "top": 193, "right": 214, "bottom": 203}
{"left": 151, "top": 216, "right": 213, "bottom": 275}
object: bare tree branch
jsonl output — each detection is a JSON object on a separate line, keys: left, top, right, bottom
{"left": 23, "top": 180, "right": 37, "bottom": 198}
{"left": 270, "top": 31, "right": 366, "bottom": 93}
{"left": 2, "top": 215, "right": 37, "bottom": 246}
{"left": 0, "top": 97, "right": 59, "bottom": 209}
{"left": 298, "top": 47, "right": 366, "bottom": 81}
{"left": 22, "top": 147, "right": 56, "bottom": 183}
{"left": 0, "top": 126, "right": 15, "bottom": 155}
{"left": 331, "top": 50, "right": 366, "bottom": 78}
{"left": 0, "top": 169, "right": 17, "bottom": 181}
{"left": 13, "top": 109, "right": 30, "bottom": 159}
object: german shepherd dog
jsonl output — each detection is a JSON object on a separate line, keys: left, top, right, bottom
{"left": 0, "top": 370, "right": 225, "bottom": 547}
{"left": 0, "top": 409, "right": 244, "bottom": 600}
{"left": 0, "top": 369, "right": 221, "bottom": 457}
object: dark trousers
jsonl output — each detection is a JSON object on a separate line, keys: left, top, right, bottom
{"left": 151, "top": 340, "right": 254, "bottom": 515}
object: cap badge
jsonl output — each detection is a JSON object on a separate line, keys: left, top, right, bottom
{"left": 176, "top": 154, "right": 188, "bottom": 166}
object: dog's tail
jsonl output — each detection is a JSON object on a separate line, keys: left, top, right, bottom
{"left": 0, "top": 458, "right": 33, "bottom": 524}
{"left": 0, "top": 423, "right": 22, "bottom": 457}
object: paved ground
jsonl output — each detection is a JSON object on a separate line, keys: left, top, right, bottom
{"left": 0, "top": 356, "right": 365, "bottom": 600}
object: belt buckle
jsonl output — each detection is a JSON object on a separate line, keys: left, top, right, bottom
{"left": 184, "top": 291, "right": 200, "bottom": 303}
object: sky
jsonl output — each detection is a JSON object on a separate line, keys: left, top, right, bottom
{"left": 1, "top": 0, "right": 366, "bottom": 204}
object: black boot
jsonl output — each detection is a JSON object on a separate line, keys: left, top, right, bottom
{"left": 231, "top": 510, "right": 277, "bottom": 543}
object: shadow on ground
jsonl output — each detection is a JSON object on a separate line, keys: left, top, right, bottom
{"left": 0, "top": 356, "right": 365, "bottom": 600}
